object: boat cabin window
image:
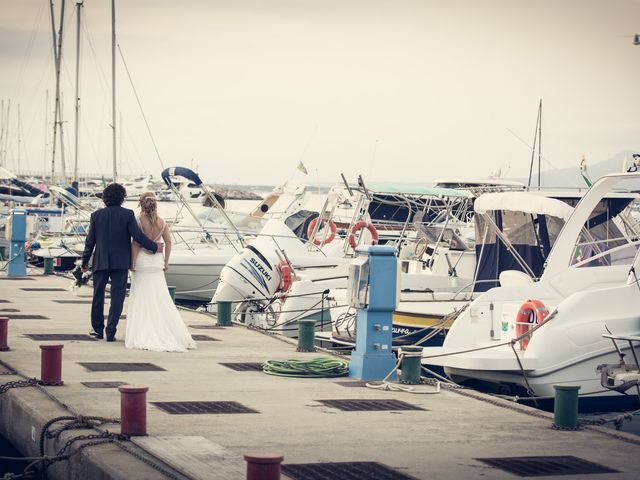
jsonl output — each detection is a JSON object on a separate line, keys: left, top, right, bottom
{"left": 570, "top": 197, "right": 640, "bottom": 268}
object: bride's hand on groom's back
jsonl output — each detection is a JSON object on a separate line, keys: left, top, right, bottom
{"left": 156, "top": 242, "right": 164, "bottom": 254}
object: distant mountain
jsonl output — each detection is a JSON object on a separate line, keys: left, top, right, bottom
{"left": 509, "top": 150, "right": 638, "bottom": 187}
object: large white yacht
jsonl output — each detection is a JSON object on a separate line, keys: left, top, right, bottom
{"left": 423, "top": 172, "right": 640, "bottom": 407}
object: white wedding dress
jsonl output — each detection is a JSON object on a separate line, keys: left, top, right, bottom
{"left": 126, "top": 219, "right": 196, "bottom": 352}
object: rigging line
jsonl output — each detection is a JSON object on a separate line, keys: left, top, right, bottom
{"left": 510, "top": 342, "right": 538, "bottom": 407}
{"left": 120, "top": 116, "right": 144, "bottom": 170}
{"left": 79, "top": 106, "right": 105, "bottom": 173}
{"left": 117, "top": 43, "right": 165, "bottom": 169}
{"left": 298, "top": 123, "right": 318, "bottom": 164}
{"left": 527, "top": 102, "right": 541, "bottom": 187}
{"left": 505, "top": 127, "right": 575, "bottom": 186}
{"left": 119, "top": 130, "right": 135, "bottom": 175}
{"left": 81, "top": 18, "right": 110, "bottom": 103}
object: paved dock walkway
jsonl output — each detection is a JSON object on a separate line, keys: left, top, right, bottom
{"left": 1, "top": 273, "right": 640, "bottom": 479}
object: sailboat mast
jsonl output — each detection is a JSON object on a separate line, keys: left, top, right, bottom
{"left": 4, "top": 100, "right": 11, "bottom": 169}
{"left": 111, "top": 0, "right": 117, "bottom": 182}
{"left": 119, "top": 111, "right": 123, "bottom": 176}
{"left": 17, "top": 104, "right": 21, "bottom": 171}
{"left": 527, "top": 101, "right": 541, "bottom": 188}
{"left": 537, "top": 99, "right": 542, "bottom": 188}
{"left": 74, "top": 0, "right": 83, "bottom": 183}
{"left": 49, "top": 0, "right": 66, "bottom": 184}
{"left": 44, "top": 91, "right": 49, "bottom": 176}
{"left": 59, "top": 93, "right": 67, "bottom": 182}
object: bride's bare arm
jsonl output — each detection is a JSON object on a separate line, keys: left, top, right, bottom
{"left": 161, "top": 220, "right": 172, "bottom": 270}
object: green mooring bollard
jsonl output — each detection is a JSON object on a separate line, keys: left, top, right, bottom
{"left": 399, "top": 346, "right": 424, "bottom": 384}
{"left": 217, "top": 301, "right": 232, "bottom": 326}
{"left": 43, "top": 257, "right": 54, "bottom": 275}
{"left": 167, "top": 286, "right": 176, "bottom": 303}
{"left": 297, "top": 319, "right": 316, "bottom": 352}
{"left": 553, "top": 385, "right": 580, "bottom": 429}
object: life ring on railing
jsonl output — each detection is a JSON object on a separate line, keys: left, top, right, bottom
{"left": 515, "top": 299, "right": 549, "bottom": 351}
{"left": 307, "top": 218, "right": 337, "bottom": 246}
{"left": 276, "top": 260, "right": 293, "bottom": 292}
{"left": 414, "top": 237, "right": 428, "bottom": 258}
{"left": 348, "top": 221, "right": 379, "bottom": 249}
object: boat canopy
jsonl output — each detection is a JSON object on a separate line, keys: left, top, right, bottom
{"left": 473, "top": 193, "right": 577, "bottom": 292}
{"left": 353, "top": 183, "right": 472, "bottom": 199}
{"left": 474, "top": 192, "right": 574, "bottom": 220}
{"left": 161, "top": 167, "right": 203, "bottom": 187}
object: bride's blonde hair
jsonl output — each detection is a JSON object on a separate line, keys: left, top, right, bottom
{"left": 139, "top": 192, "right": 158, "bottom": 225}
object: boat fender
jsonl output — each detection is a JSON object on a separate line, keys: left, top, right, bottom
{"left": 307, "top": 218, "right": 337, "bottom": 246}
{"left": 348, "top": 221, "right": 379, "bottom": 249}
{"left": 515, "top": 299, "right": 549, "bottom": 351}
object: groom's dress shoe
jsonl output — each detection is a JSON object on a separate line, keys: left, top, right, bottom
{"left": 89, "top": 331, "right": 103, "bottom": 340}
{"left": 106, "top": 337, "right": 116, "bottom": 342}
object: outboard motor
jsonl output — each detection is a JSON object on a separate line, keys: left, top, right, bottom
{"left": 213, "top": 219, "right": 303, "bottom": 306}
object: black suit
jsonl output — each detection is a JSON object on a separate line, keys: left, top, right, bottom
{"left": 82, "top": 205, "right": 157, "bottom": 338}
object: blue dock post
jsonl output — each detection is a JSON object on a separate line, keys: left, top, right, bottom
{"left": 348, "top": 245, "right": 399, "bottom": 381}
{"left": 7, "top": 209, "right": 27, "bottom": 277}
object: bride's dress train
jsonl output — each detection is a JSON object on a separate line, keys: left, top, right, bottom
{"left": 125, "top": 229, "right": 195, "bottom": 352}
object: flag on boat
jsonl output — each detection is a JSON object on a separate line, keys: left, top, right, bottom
{"left": 297, "top": 161, "right": 308, "bottom": 175}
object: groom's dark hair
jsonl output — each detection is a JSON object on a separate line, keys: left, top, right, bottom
{"left": 102, "top": 183, "right": 127, "bottom": 207}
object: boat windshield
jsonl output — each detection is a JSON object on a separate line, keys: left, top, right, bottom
{"left": 174, "top": 208, "right": 268, "bottom": 235}
{"left": 570, "top": 196, "right": 640, "bottom": 268}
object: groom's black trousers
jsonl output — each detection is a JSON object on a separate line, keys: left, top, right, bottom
{"left": 91, "top": 269, "right": 129, "bottom": 338}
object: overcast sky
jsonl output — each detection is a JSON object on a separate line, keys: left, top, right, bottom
{"left": 1, "top": 0, "right": 639, "bottom": 186}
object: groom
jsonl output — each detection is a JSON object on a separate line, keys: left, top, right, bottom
{"left": 81, "top": 183, "right": 163, "bottom": 341}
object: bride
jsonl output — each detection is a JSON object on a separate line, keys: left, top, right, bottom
{"left": 126, "top": 192, "right": 196, "bottom": 352}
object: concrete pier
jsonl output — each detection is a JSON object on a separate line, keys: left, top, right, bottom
{"left": 1, "top": 273, "right": 640, "bottom": 479}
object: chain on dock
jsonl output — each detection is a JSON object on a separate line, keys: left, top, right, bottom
{"left": 0, "top": 365, "right": 189, "bottom": 480}
{"left": 0, "top": 378, "right": 39, "bottom": 395}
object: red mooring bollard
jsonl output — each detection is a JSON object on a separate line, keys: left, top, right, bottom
{"left": 119, "top": 385, "right": 149, "bottom": 436}
{"left": 0, "top": 317, "right": 9, "bottom": 351}
{"left": 244, "top": 453, "right": 284, "bottom": 480}
{"left": 39, "top": 344, "right": 63, "bottom": 385}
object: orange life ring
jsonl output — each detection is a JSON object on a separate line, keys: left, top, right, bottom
{"left": 307, "top": 217, "right": 337, "bottom": 246}
{"left": 276, "top": 260, "right": 293, "bottom": 292}
{"left": 348, "top": 220, "right": 379, "bottom": 249}
{"left": 515, "top": 299, "right": 549, "bottom": 351}
{"left": 414, "top": 237, "right": 428, "bottom": 258}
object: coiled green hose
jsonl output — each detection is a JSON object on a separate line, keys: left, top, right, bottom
{"left": 262, "top": 357, "right": 350, "bottom": 378}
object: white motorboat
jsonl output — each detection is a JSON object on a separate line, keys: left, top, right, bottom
{"left": 423, "top": 172, "right": 640, "bottom": 406}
